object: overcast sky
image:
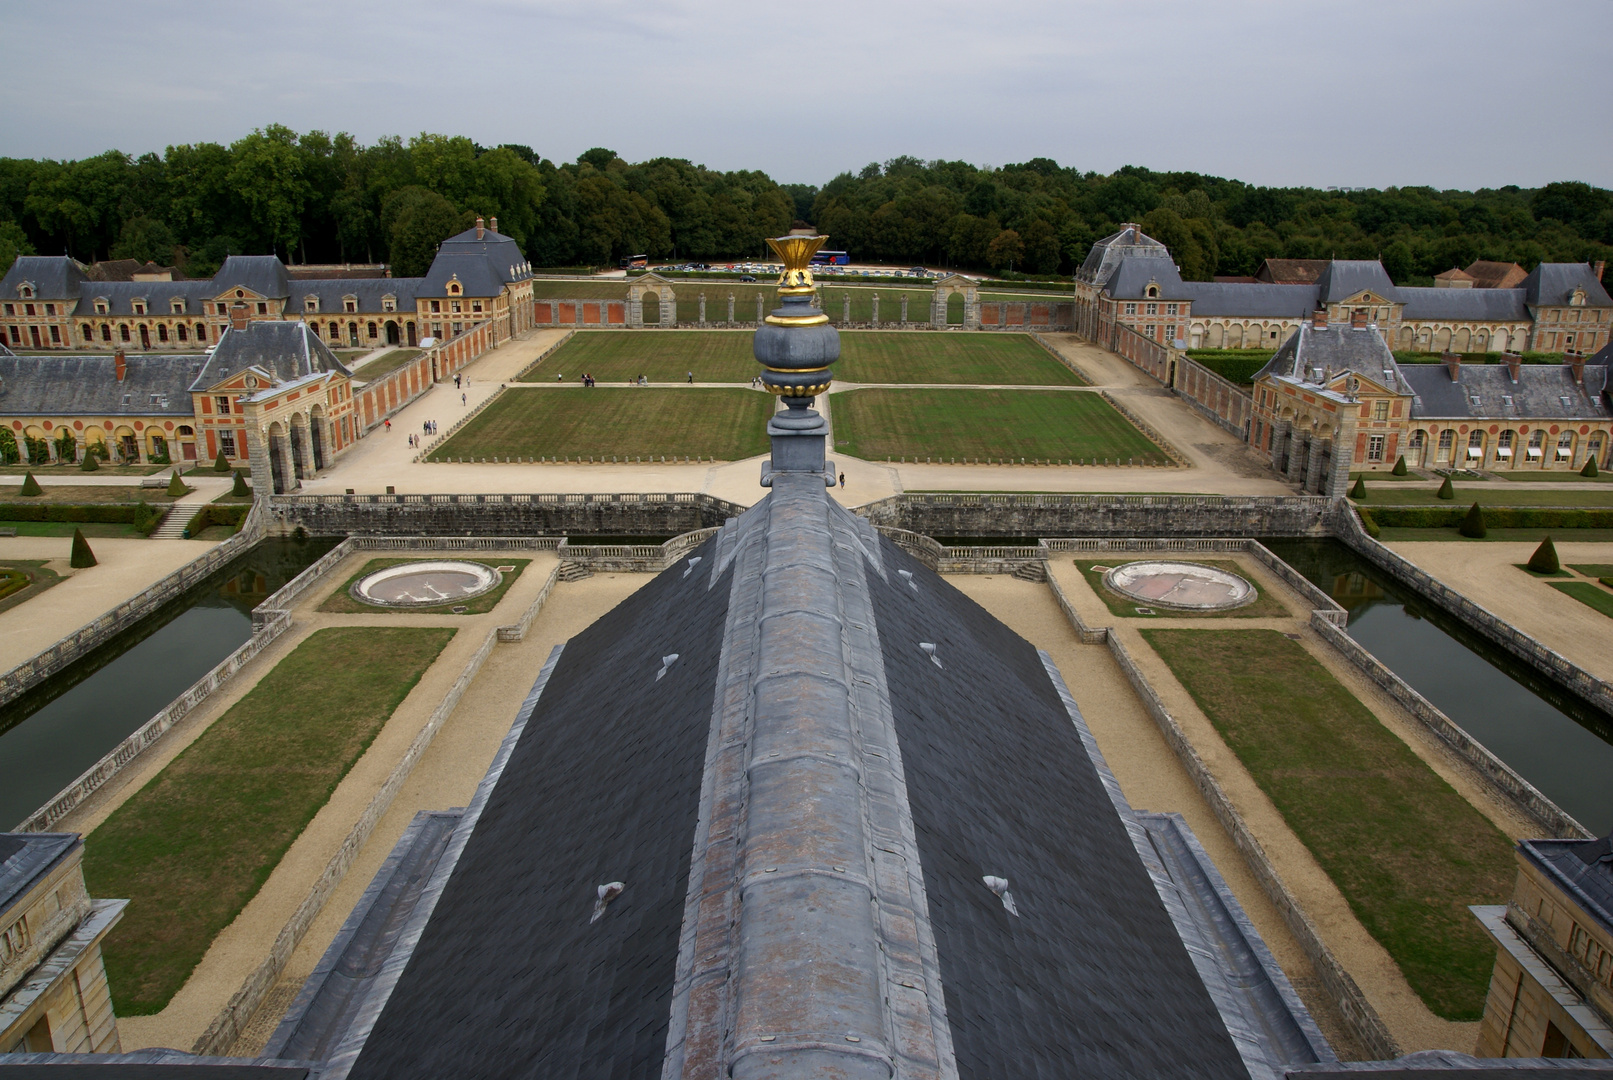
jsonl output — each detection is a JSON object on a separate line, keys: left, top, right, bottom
{"left": 3, "top": 0, "right": 1609, "bottom": 191}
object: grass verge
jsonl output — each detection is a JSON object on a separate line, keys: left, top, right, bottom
{"left": 1568, "top": 564, "right": 1613, "bottom": 577}
{"left": 319, "top": 558, "right": 529, "bottom": 614}
{"left": 84, "top": 625, "right": 456, "bottom": 1015}
{"left": 832, "top": 388, "right": 1167, "bottom": 463}
{"left": 1380, "top": 527, "right": 1613, "bottom": 543}
{"left": 355, "top": 349, "right": 423, "bottom": 378}
{"left": 1353, "top": 486, "right": 1613, "bottom": 507}
{"left": 1547, "top": 581, "right": 1613, "bottom": 619}
{"left": 1140, "top": 628, "right": 1514, "bottom": 1020}
{"left": 0, "top": 559, "right": 60, "bottom": 616}
{"left": 1493, "top": 471, "right": 1613, "bottom": 483}
{"left": 0, "top": 485, "right": 182, "bottom": 504}
{"left": 426, "top": 388, "right": 772, "bottom": 462}
{"left": 1072, "top": 558, "right": 1289, "bottom": 619}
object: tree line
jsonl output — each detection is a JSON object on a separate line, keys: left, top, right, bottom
{"left": 0, "top": 128, "right": 1608, "bottom": 283}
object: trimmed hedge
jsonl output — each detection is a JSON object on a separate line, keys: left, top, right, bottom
{"left": 1370, "top": 506, "right": 1613, "bottom": 529}
{"left": 0, "top": 502, "right": 165, "bottom": 535}
{"left": 183, "top": 504, "right": 248, "bottom": 537}
{"left": 1393, "top": 351, "right": 1565, "bottom": 365}
{"left": 1183, "top": 352, "right": 1271, "bottom": 386}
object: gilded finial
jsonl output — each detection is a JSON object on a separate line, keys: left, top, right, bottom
{"left": 764, "top": 223, "right": 830, "bottom": 329}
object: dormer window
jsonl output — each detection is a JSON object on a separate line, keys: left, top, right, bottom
{"left": 19, "top": 285, "right": 32, "bottom": 299}
{"left": 94, "top": 299, "right": 108, "bottom": 314}
{"left": 1145, "top": 283, "right": 1160, "bottom": 299}
{"left": 1571, "top": 288, "right": 1586, "bottom": 307}
{"left": 343, "top": 296, "right": 357, "bottom": 313}
{"left": 133, "top": 300, "right": 146, "bottom": 315}
{"left": 448, "top": 279, "right": 461, "bottom": 296}
{"left": 304, "top": 296, "right": 319, "bottom": 313}
{"left": 382, "top": 294, "right": 396, "bottom": 312}
{"left": 171, "top": 299, "right": 185, "bottom": 314}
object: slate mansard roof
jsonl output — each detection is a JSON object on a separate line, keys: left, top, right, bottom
{"left": 1519, "top": 834, "right": 1613, "bottom": 935}
{"left": 419, "top": 227, "right": 532, "bottom": 298}
{"left": 293, "top": 279, "right": 423, "bottom": 316}
{"left": 0, "top": 353, "right": 203, "bottom": 416}
{"left": 190, "top": 321, "right": 348, "bottom": 391}
{"left": 1, "top": 256, "right": 89, "bottom": 300}
{"left": 1398, "top": 363, "right": 1610, "bottom": 421}
{"left": 1076, "top": 223, "right": 1173, "bottom": 285}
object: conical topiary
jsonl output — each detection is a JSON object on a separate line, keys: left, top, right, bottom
{"left": 1528, "top": 535, "right": 1560, "bottom": 574}
{"left": 1582, "top": 456, "right": 1599, "bottom": 478}
{"left": 231, "top": 470, "right": 250, "bottom": 497}
{"left": 1460, "top": 502, "right": 1487, "bottom": 538}
{"left": 214, "top": 449, "right": 230, "bottom": 473}
{"left": 1391, "top": 455, "right": 1408, "bottom": 476}
{"left": 1349, "top": 476, "right": 1366, "bottom": 499}
{"left": 19, "top": 472, "right": 41, "bottom": 496}
{"left": 1436, "top": 475, "right": 1454, "bottom": 499}
{"left": 166, "top": 470, "right": 187, "bottom": 497}
{"left": 69, "top": 528, "right": 96, "bottom": 568}
{"left": 80, "top": 450, "right": 99, "bottom": 471}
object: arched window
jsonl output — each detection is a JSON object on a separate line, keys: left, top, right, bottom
{"left": 195, "top": 324, "right": 206, "bottom": 342}
{"left": 1527, "top": 430, "right": 1546, "bottom": 461}
{"left": 1436, "top": 429, "right": 1454, "bottom": 464}
{"left": 100, "top": 324, "right": 111, "bottom": 342}
{"left": 1556, "top": 432, "right": 1576, "bottom": 462}
{"left": 119, "top": 324, "right": 130, "bottom": 342}
{"left": 1466, "top": 430, "right": 1484, "bottom": 462}
{"left": 1497, "top": 430, "right": 1516, "bottom": 463}
{"left": 81, "top": 323, "right": 93, "bottom": 341}
{"left": 177, "top": 324, "right": 188, "bottom": 342}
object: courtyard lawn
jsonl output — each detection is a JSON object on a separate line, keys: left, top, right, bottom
{"left": 427, "top": 388, "right": 772, "bottom": 462}
{"left": 0, "top": 484, "right": 183, "bottom": 504}
{"left": 1495, "top": 471, "right": 1613, "bottom": 482}
{"left": 1379, "top": 527, "right": 1613, "bottom": 543}
{"left": 1547, "top": 580, "right": 1613, "bottom": 619}
{"left": 1072, "top": 558, "right": 1289, "bottom": 619}
{"left": 529, "top": 280, "right": 949, "bottom": 325}
{"left": 84, "top": 626, "right": 455, "bottom": 1015}
{"left": 354, "top": 348, "right": 423, "bottom": 378}
{"left": 1140, "top": 628, "right": 1515, "bottom": 1021}
{"left": 831, "top": 388, "right": 1169, "bottom": 464}
{"left": 0, "top": 559, "right": 60, "bottom": 616}
{"left": 320, "top": 558, "right": 530, "bottom": 615}
{"left": 1353, "top": 485, "right": 1613, "bottom": 507}
{"left": 519, "top": 331, "right": 756, "bottom": 383}
{"left": 835, "top": 333, "right": 1083, "bottom": 385}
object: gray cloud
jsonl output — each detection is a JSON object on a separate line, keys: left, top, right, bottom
{"left": 2, "top": 0, "right": 1608, "bottom": 188}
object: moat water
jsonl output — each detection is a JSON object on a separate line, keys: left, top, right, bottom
{"left": 0, "top": 536, "right": 339, "bottom": 829}
{"left": 1265, "top": 538, "right": 1613, "bottom": 834}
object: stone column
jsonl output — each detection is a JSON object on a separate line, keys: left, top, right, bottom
{"left": 1304, "top": 434, "right": 1326, "bottom": 493}
{"left": 628, "top": 293, "right": 643, "bottom": 327}
{"left": 663, "top": 290, "right": 675, "bottom": 327}
{"left": 1286, "top": 431, "right": 1309, "bottom": 486}
{"left": 842, "top": 294, "right": 850, "bottom": 324}
{"left": 245, "top": 424, "right": 273, "bottom": 497}
{"left": 964, "top": 289, "right": 980, "bottom": 329}
{"left": 699, "top": 293, "right": 707, "bottom": 325}
{"left": 871, "top": 293, "right": 880, "bottom": 327}
{"left": 1328, "top": 420, "right": 1358, "bottom": 496}
{"left": 727, "top": 293, "right": 735, "bottom": 324}
{"left": 1269, "top": 419, "right": 1290, "bottom": 473}
{"left": 756, "top": 294, "right": 765, "bottom": 323}
{"left": 932, "top": 292, "right": 945, "bottom": 329}
{"left": 900, "top": 294, "right": 908, "bottom": 324}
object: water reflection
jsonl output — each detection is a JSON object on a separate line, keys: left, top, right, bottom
{"left": 0, "top": 536, "right": 338, "bottom": 829}
{"left": 1265, "top": 539, "right": 1613, "bottom": 834}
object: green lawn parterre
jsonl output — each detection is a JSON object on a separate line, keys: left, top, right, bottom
{"left": 428, "top": 387, "right": 773, "bottom": 462}
{"left": 85, "top": 626, "right": 456, "bottom": 1015}
{"left": 1140, "top": 628, "right": 1515, "bottom": 1020}
{"left": 831, "top": 388, "right": 1168, "bottom": 464}
{"left": 320, "top": 558, "right": 530, "bottom": 615}
{"left": 1548, "top": 581, "right": 1613, "bottom": 619}
{"left": 517, "top": 330, "right": 1082, "bottom": 386}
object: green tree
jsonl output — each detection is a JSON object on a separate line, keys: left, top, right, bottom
{"left": 0, "top": 220, "right": 33, "bottom": 269}
{"left": 228, "top": 125, "right": 312, "bottom": 260}
{"left": 986, "top": 229, "right": 1024, "bottom": 272}
{"left": 111, "top": 215, "right": 176, "bottom": 264}
{"left": 382, "top": 187, "right": 469, "bottom": 276}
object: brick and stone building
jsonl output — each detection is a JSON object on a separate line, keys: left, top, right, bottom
{"left": 1474, "top": 833, "right": 1613, "bottom": 1058}
{"left": 0, "top": 218, "right": 533, "bottom": 354}
{"left": 0, "top": 834, "right": 124, "bottom": 1055}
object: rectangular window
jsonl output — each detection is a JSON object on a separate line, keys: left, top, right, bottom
{"left": 1145, "top": 303, "right": 1158, "bottom": 315}
{"left": 7, "top": 327, "right": 16, "bottom": 343}
{"left": 24, "top": 304, "right": 35, "bottom": 316}
{"left": 1367, "top": 434, "right": 1385, "bottom": 462}
{"left": 219, "top": 430, "right": 236, "bottom": 457}
{"left": 1373, "top": 400, "right": 1389, "bottom": 421}
{"left": 44, "top": 303, "right": 54, "bottom": 315}
{"left": 1124, "top": 303, "right": 1136, "bottom": 315}
{"left": 1166, "top": 303, "right": 1178, "bottom": 315}
{"left": 48, "top": 325, "right": 59, "bottom": 343}
{"left": 431, "top": 300, "right": 441, "bottom": 313}
{"left": 1145, "top": 324, "right": 1156, "bottom": 339}
{"left": 472, "top": 301, "right": 483, "bottom": 313}
{"left": 256, "top": 302, "right": 267, "bottom": 315}
{"left": 1165, "top": 325, "right": 1176, "bottom": 343}
{"left": 216, "top": 396, "right": 231, "bottom": 415}
{"left": 2, "top": 304, "right": 10, "bottom": 316}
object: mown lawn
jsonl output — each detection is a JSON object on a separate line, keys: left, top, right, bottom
{"left": 1140, "top": 628, "right": 1515, "bottom": 1020}
{"left": 529, "top": 280, "right": 957, "bottom": 325}
{"left": 320, "top": 558, "right": 529, "bottom": 615}
{"left": 427, "top": 388, "right": 773, "bottom": 462}
{"left": 518, "top": 330, "right": 1081, "bottom": 386}
{"left": 1353, "top": 484, "right": 1613, "bottom": 507}
{"left": 831, "top": 388, "right": 1168, "bottom": 463}
{"left": 1548, "top": 581, "right": 1613, "bottom": 619}
{"left": 84, "top": 626, "right": 456, "bottom": 1015}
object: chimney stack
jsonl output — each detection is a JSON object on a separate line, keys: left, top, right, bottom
{"left": 489, "top": 216, "right": 498, "bottom": 234}
{"left": 1570, "top": 350, "right": 1587, "bottom": 387}
{"left": 1311, "top": 309, "right": 1327, "bottom": 329}
{"left": 476, "top": 216, "right": 485, "bottom": 240}
{"left": 1503, "top": 352, "right": 1522, "bottom": 383}
{"left": 1444, "top": 351, "right": 1461, "bottom": 382}
{"left": 1596, "top": 260, "right": 1606, "bottom": 283}
{"left": 230, "top": 302, "right": 250, "bottom": 332}
{"left": 1350, "top": 308, "right": 1369, "bottom": 330}
{"left": 114, "top": 347, "right": 126, "bottom": 382}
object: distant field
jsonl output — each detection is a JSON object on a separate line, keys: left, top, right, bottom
{"left": 831, "top": 388, "right": 1168, "bottom": 463}
{"left": 427, "top": 387, "right": 772, "bottom": 461}
{"left": 520, "top": 330, "right": 1080, "bottom": 386}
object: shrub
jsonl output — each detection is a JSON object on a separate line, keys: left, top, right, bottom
{"left": 166, "top": 471, "right": 188, "bottom": 497}
{"left": 69, "top": 528, "right": 97, "bottom": 568}
{"left": 80, "top": 450, "right": 99, "bottom": 472}
{"left": 1357, "top": 507, "right": 1381, "bottom": 539}
{"left": 1583, "top": 456, "right": 1599, "bottom": 478}
{"left": 231, "top": 470, "right": 250, "bottom": 497}
{"left": 19, "top": 472, "right": 41, "bottom": 496}
{"left": 1528, "top": 536, "right": 1560, "bottom": 574}
{"left": 184, "top": 504, "right": 249, "bottom": 537}
{"left": 1460, "top": 502, "right": 1487, "bottom": 538}
{"left": 213, "top": 450, "right": 230, "bottom": 473}
{"left": 1437, "top": 476, "right": 1455, "bottom": 499}
{"left": 1370, "top": 506, "right": 1613, "bottom": 530}
{"left": 54, "top": 431, "right": 76, "bottom": 463}
{"left": 1350, "top": 476, "right": 1366, "bottom": 499}
{"left": 1392, "top": 455, "right": 1408, "bottom": 476}
{"left": 0, "top": 502, "right": 164, "bottom": 531}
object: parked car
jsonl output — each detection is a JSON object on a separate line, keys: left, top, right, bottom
{"left": 740, "top": 275, "right": 756, "bottom": 282}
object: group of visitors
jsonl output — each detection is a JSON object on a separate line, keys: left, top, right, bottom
{"left": 401, "top": 419, "right": 439, "bottom": 449}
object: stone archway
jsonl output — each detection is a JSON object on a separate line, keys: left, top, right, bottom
{"left": 931, "top": 274, "right": 978, "bottom": 329}
{"left": 309, "top": 405, "right": 331, "bottom": 471}
{"left": 627, "top": 273, "right": 676, "bottom": 328}
{"left": 260, "top": 421, "right": 294, "bottom": 494}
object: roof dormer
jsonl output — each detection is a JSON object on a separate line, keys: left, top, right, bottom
{"left": 1145, "top": 280, "right": 1160, "bottom": 299}
{"left": 304, "top": 295, "right": 320, "bottom": 313}
{"left": 1570, "top": 286, "right": 1587, "bottom": 307}
{"left": 447, "top": 276, "right": 462, "bottom": 297}
{"left": 17, "top": 282, "right": 33, "bottom": 299}
{"left": 93, "top": 297, "right": 109, "bottom": 315}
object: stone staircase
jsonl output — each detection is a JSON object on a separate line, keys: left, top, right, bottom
{"left": 151, "top": 499, "right": 210, "bottom": 539}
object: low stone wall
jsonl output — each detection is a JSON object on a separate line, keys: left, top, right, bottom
{"left": 557, "top": 526, "right": 722, "bottom": 573}
{"left": 0, "top": 500, "right": 270, "bottom": 710}
{"left": 975, "top": 300, "right": 1074, "bottom": 331}
{"left": 353, "top": 321, "right": 494, "bottom": 436}
{"left": 857, "top": 493, "right": 1332, "bottom": 538}
{"left": 1173, "top": 354, "right": 1255, "bottom": 440}
{"left": 267, "top": 492, "right": 744, "bottom": 538}
{"left": 1332, "top": 504, "right": 1613, "bottom": 718}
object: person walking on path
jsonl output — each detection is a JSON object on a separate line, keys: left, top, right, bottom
{"left": 839, "top": 472, "right": 846, "bottom": 489}
{"left": 687, "top": 371, "right": 693, "bottom": 383}
{"left": 384, "top": 419, "right": 391, "bottom": 431}
{"left": 462, "top": 393, "right": 467, "bottom": 406}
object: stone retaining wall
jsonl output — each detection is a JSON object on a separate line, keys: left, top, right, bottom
{"left": 0, "top": 500, "right": 270, "bottom": 711}
{"left": 856, "top": 493, "right": 1332, "bottom": 538}
{"left": 267, "top": 492, "right": 744, "bottom": 538}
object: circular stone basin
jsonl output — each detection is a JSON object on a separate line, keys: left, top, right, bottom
{"left": 1101, "top": 560, "right": 1256, "bottom": 611}
{"left": 351, "top": 560, "right": 502, "bottom": 608}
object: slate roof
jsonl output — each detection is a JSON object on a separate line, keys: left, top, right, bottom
{"left": 345, "top": 537, "right": 733, "bottom": 1080}
{"left": 293, "top": 279, "right": 423, "bottom": 317}
{"left": 1, "top": 256, "right": 88, "bottom": 301}
{"left": 1522, "top": 264, "right": 1613, "bottom": 308}
{"left": 1398, "top": 287, "right": 1528, "bottom": 321}
{"left": 1179, "top": 280, "right": 1321, "bottom": 317}
{"left": 1315, "top": 260, "right": 1399, "bottom": 302}
{"left": 1399, "top": 363, "right": 1611, "bottom": 421}
{"left": 0, "top": 354, "right": 201, "bottom": 416}
{"left": 1102, "top": 254, "right": 1187, "bottom": 299}
{"left": 1519, "top": 835, "right": 1613, "bottom": 936}
{"left": 419, "top": 227, "right": 531, "bottom": 297}
{"left": 212, "top": 256, "right": 291, "bottom": 300}
{"left": 190, "top": 321, "right": 348, "bottom": 391}
{"left": 0, "top": 833, "right": 76, "bottom": 916}
{"left": 1291, "top": 1051, "right": 1613, "bottom": 1076}
{"left": 78, "top": 281, "right": 218, "bottom": 317}
{"left": 1076, "top": 224, "right": 1172, "bottom": 284}
{"left": 1256, "top": 321, "right": 1399, "bottom": 387}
